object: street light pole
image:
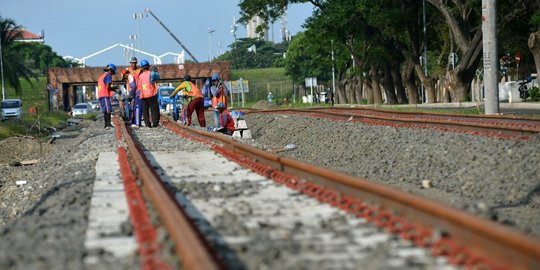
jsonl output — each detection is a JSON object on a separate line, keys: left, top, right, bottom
{"left": 133, "top": 13, "right": 143, "bottom": 57}
{"left": 208, "top": 27, "right": 214, "bottom": 62}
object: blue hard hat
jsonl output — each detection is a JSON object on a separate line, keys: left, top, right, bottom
{"left": 212, "top": 73, "right": 220, "bottom": 81}
{"left": 140, "top": 59, "right": 150, "bottom": 67}
{"left": 105, "top": 63, "right": 117, "bottom": 74}
{"left": 216, "top": 102, "right": 225, "bottom": 109}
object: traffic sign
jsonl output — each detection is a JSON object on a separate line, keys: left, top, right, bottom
{"left": 516, "top": 52, "right": 521, "bottom": 65}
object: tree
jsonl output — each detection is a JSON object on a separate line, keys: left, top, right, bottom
{"left": 216, "top": 38, "right": 287, "bottom": 69}
{"left": 527, "top": 8, "right": 540, "bottom": 80}
{"left": 17, "top": 42, "right": 73, "bottom": 75}
{"left": 0, "top": 16, "right": 36, "bottom": 96}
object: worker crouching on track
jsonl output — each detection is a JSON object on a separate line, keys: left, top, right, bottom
{"left": 138, "top": 59, "right": 161, "bottom": 128}
{"left": 98, "top": 63, "right": 118, "bottom": 129}
{"left": 170, "top": 75, "right": 206, "bottom": 127}
{"left": 214, "top": 102, "right": 235, "bottom": 135}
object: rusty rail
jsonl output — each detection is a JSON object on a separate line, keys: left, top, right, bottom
{"left": 115, "top": 116, "right": 223, "bottom": 270}
{"left": 162, "top": 116, "right": 540, "bottom": 270}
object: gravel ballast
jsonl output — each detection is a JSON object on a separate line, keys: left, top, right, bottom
{"left": 0, "top": 110, "right": 539, "bottom": 269}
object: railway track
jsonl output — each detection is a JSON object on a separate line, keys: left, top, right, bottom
{"left": 111, "top": 110, "right": 540, "bottom": 270}
{"left": 244, "top": 107, "right": 540, "bottom": 141}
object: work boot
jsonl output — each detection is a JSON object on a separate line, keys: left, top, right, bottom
{"left": 104, "top": 112, "right": 113, "bottom": 128}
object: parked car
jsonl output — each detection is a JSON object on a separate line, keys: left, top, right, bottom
{"left": 88, "top": 100, "right": 100, "bottom": 110}
{"left": 1, "top": 99, "right": 23, "bottom": 121}
{"left": 71, "top": 103, "right": 92, "bottom": 117}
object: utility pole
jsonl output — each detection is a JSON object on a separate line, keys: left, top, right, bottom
{"left": 482, "top": 0, "right": 499, "bottom": 114}
{"left": 0, "top": 33, "right": 5, "bottom": 100}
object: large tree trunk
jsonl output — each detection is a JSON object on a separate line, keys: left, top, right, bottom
{"left": 390, "top": 60, "right": 408, "bottom": 104}
{"left": 382, "top": 62, "right": 398, "bottom": 104}
{"left": 529, "top": 28, "right": 540, "bottom": 79}
{"left": 447, "top": 30, "right": 483, "bottom": 101}
{"left": 370, "top": 64, "right": 383, "bottom": 105}
{"left": 403, "top": 58, "right": 420, "bottom": 104}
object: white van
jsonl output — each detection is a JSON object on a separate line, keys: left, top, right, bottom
{"left": 1, "top": 99, "right": 23, "bottom": 120}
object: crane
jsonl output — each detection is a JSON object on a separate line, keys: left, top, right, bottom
{"left": 144, "top": 8, "right": 199, "bottom": 63}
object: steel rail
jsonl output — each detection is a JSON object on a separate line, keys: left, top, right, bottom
{"left": 162, "top": 117, "right": 540, "bottom": 270}
{"left": 116, "top": 116, "right": 223, "bottom": 270}
{"left": 246, "top": 108, "right": 540, "bottom": 138}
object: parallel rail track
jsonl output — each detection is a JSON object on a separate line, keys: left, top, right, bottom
{"left": 245, "top": 107, "right": 540, "bottom": 140}
{"left": 113, "top": 112, "right": 540, "bottom": 270}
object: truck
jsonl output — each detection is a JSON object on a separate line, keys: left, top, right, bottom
{"left": 158, "top": 86, "right": 184, "bottom": 122}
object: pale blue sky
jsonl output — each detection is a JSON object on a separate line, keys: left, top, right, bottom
{"left": 0, "top": 0, "right": 314, "bottom": 67}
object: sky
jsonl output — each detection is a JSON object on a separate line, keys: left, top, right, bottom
{"left": 0, "top": 0, "right": 314, "bottom": 67}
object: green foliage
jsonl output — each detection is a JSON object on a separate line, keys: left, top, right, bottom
{"left": 17, "top": 42, "right": 74, "bottom": 75}
{"left": 1, "top": 16, "right": 37, "bottom": 96}
{"left": 528, "top": 86, "right": 540, "bottom": 102}
{"left": 216, "top": 38, "right": 287, "bottom": 69}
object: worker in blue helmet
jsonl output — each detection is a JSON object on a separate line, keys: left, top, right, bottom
{"left": 210, "top": 73, "right": 230, "bottom": 128}
{"left": 97, "top": 63, "right": 118, "bottom": 128}
{"left": 138, "top": 59, "right": 161, "bottom": 127}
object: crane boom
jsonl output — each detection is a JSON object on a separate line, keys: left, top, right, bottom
{"left": 145, "top": 8, "right": 199, "bottom": 63}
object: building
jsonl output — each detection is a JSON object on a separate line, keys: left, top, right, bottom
{"left": 10, "top": 28, "right": 45, "bottom": 43}
{"left": 246, "top": 16, "right": 268, "bottom": 41}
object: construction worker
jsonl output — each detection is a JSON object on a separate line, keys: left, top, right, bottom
{"left": 127, "top": 57, "right": 142, "bottom": 124}
{"left": 128, "top": 57, "right": 141, "bottom": 77}
{"left": 214, "top": 102, "right": 235, "bottom": 135}
{"left": 210, "top": 73, "right": 230, "bottom": 128}
{"left": 138, "top": 59, "right": 161, "bottom": 128}
{"left": 121, "top": 69, "right": 141, "bottom": 127}
{"left": 97, "top": 63, "right": 118, "bottom": 128}
{"left": 170, "top": 75, "right": 206, "bottom": 127}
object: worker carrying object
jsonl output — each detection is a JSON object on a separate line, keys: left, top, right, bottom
{"left": 98, "top": 63, "right": 118, "bottom": 129}
{"left": 213, "top": 102, "right": 235, "bottom": 135}
{"left": 138, "top": 59, "right": 161, "bottom": 128}
{"left": 122, "top": 69, "right": 142, "bottom": 127}
{"left": 210, "top": 73, "right": 230, "bottom": 128}
{"left": 170, "top": 75, "right": 206, "bottom": 127}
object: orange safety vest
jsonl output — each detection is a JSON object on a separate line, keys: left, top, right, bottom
{"left": 220, "top": 109, "right": 235, "bottom": 132}
{"left": 138, "top": 70, "right": 157, "bottom": 99}
{"left": 97, "top": 72, "right": 114, "bottom": 98}
{"left": 129, "top": 67, "right": 141, "bottom": 92}
{"left": 186, "top": 81, "right": 203, "bottom": 99}
{"left": 212, "top": 83, "right": 228, "bottom": 108}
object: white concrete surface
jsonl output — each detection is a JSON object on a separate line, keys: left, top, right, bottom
{"left": 84, "top": 152, "right": 136, "bottom": 262}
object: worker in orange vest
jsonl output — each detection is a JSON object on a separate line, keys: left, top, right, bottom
{"left": 214, "top": 102, "right": 235, "bottom": 135}
{"left": 170, "top": 75, "right": 206, "bottom": 127}
{"left": 138, "top": 59, "right": 161, "bottom": 128}
{"left": 97, "top": 63, "right": 118, "bottom": 128}
{"left": 210, "top": 73, "right": 230, "bottom": 128}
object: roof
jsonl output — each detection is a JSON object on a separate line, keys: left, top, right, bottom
{"left": 9, "top": 29, "right": 44, "bottom": 43}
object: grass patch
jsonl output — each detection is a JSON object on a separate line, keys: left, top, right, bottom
{"left": 231, "top": 68, "right": 294, "bottom": 104}
{"left": 0, "top": 77, "right": 70, "bottom": 140}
